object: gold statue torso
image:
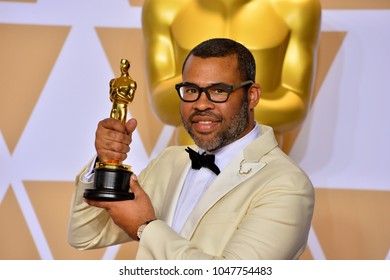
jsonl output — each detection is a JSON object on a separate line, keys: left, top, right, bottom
{"left": 109, "top": 59, "right": 137, "bottom": 124}
{"left": 142, "top": 0, "right": 321, "bottom": 149}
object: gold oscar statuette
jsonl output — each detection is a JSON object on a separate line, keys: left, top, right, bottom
{"left": 84, "top": 58, "right": 137, "bottom": 201}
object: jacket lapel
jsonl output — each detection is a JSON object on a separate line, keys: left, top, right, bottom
{"left": 159, "top": 154, "right": 191, "bottom": 226}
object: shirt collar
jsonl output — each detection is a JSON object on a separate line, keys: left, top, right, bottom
{"left": 199, "top": 123, "right": 261, "bottom": 171}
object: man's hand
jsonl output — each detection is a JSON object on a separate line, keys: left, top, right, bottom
{"left": 85, "top": 174, "right": 156, "bottom": 240}
{"left": 95, "top": 118, "right": 137, "bottom": 163}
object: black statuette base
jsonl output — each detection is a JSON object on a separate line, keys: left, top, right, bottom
{"left": 83, "top": 167, "right": 134, "bottom": 201}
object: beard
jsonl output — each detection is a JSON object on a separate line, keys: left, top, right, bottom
{"left": 181, "top": 96, "right": 249, "bottom": 152}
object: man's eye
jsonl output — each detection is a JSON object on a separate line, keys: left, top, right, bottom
{"left": 185, "top": 88, "right": 198, "bottom": 94}
{"left": 209, "top": 87, "right": 227, "bottom": 95}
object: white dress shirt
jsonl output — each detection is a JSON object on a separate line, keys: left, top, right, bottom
{"left": 171, "top": 123, "right": 260, "bottom": 233}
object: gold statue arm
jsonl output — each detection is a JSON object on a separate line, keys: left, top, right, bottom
{"left": 257, "top": 0, "right": 321, "bottom": 135}
{"left": 142, "top": 0, "right": 187, "bottom": 126}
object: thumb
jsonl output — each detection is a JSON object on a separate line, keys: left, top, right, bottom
{"left": 125, "top": 118, "right": 137, "bottom": 135}
{"left": 129, "top": 173, "right": 142, "bottom": 195}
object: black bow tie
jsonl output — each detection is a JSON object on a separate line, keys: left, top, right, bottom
{"left": 185, "top": 147, "right": 220, "bottom": 175}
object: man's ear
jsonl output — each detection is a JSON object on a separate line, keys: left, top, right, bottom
{"left": 248, "top": 83, "right": 261, "bottom": 110}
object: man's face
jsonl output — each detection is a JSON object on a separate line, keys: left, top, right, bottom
{"left": 180, "top": 55, "right": 252, "bottom": 152}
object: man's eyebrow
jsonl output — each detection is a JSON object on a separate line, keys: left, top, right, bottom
{"left": 182, "top": 82, "right": 228, "bottom": 86}
{"left": 209, "top": 82, "right": 228, "bottom": 86}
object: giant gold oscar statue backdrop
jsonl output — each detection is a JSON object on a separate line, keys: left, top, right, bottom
{"left": 142, "top": 0, "right": 321, "bottom": 153}
{"left": 0, "top": 0, "right": 389, "bottom": 260}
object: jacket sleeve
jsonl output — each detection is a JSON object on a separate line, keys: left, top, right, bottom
{"left": 137, "top": 170, "right": 314, "bottom": 260}
{"left": 67, "top": 161, "right": 132, "bottom": 250}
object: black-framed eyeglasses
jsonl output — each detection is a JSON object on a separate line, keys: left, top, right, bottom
{"left": 175, "top": 80, "right": 254, "bottom": 103}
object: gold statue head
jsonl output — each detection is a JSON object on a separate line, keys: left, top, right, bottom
{"left": 120, "top": 59, "right": 130, "bottom": 76}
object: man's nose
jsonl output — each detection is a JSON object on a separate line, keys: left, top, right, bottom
{"left": 193, "top": 90, "right": 214, "bottom": 110}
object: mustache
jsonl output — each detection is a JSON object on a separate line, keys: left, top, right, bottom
{"left": 189, "top": 111, "right": 222, "bottom": 121}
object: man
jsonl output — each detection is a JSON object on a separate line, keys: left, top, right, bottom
{"left": 68, "top": 38, "right": 314, "bottom": 259}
